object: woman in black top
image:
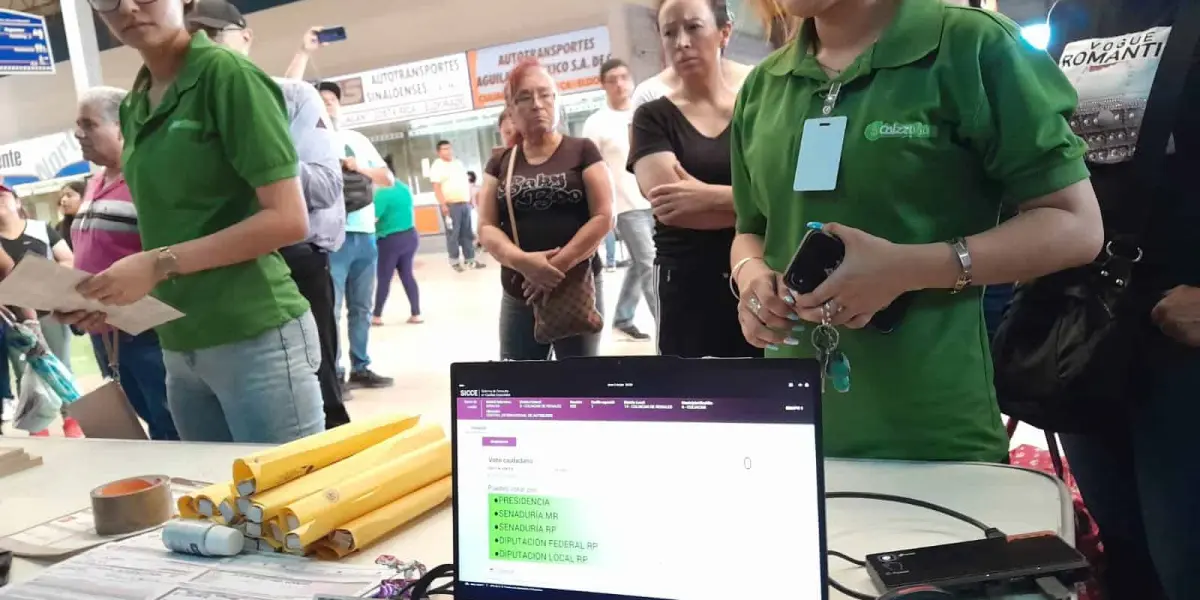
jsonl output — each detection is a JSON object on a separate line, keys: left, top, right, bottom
{"left": 58, "top": 181, "right": 85, "bottom": 249}
{"left": 629, "top": 0, "right": 758, "bottom": 358}
{"left": 1048, "top": 1, "right": 1200, "bottom": 598}
{"left": 477, "top": 59, "right": 615, "bottom": 360}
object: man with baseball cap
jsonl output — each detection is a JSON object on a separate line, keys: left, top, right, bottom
{"left": 187, "top": 0, "right": 352, "bottom": 428}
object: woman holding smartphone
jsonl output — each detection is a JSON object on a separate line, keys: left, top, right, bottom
{"left": 630, "top": 0, "right": 759, "bottom": 359}
{"left": 60, "top": 0, "right": 323, "bottom": 444}
{"left": 730, "top": 0, "right": 1103, "bottom": 462}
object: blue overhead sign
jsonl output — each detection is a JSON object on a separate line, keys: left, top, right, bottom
{"left": 0, "top": 9, "right": 53, "bottom": 75}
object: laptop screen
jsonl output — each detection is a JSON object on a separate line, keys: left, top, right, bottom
{"left": 451, "top": 357, "right": 826, "bottom": 600}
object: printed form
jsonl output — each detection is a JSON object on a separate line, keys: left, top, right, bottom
{"left": 0, "top": 255, "right": 183, "bottom": 335}
{"left": 0, "top": 529, "right": 391, "bottom": 600}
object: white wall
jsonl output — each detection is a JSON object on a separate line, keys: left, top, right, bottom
{"left": 0, "top": 0, "right": 656, "bottom": 145}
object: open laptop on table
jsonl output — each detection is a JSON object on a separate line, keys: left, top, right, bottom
{"left": 451, "top": 356, "right": 827, "bottom": 600}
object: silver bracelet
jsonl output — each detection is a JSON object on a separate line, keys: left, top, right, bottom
{"left": 729, "top": 257, "right": 761, "bottom": 299}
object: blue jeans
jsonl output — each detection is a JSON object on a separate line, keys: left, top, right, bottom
{"left": 330, "top": 231, "right": 377, "bottom": 376}
{"left": 91, "top": 330, "right": 178, "bottom": 441}
{"left": 613, "top": 209, "right": 658, "bottom": 329}
{"left": 603, "top": 231, "right": 617, "bottom": 268}
{"left": 1061, "top": 342, "right": 1200, "bottom": 600}
{"left": 162, "top": 311, "right": 325, "bottom": 443}
{"left": 445, "top": 202, "right": 476, "bottom": 263}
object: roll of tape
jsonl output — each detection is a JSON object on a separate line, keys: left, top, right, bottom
{"left": 91, "top": 475, "right": 174, "bottom": 536}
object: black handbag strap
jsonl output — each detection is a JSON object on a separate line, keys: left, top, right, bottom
{"left": 1124, "top": 1, "right": 1200, "bottom": 240}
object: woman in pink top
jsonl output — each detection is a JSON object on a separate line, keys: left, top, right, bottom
{"left": 72, "top": 86, "right": 178, "bottom": 441}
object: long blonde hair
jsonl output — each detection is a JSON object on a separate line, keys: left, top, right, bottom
{"left": 744, "top": 0, "right": 802, "bottom": 47}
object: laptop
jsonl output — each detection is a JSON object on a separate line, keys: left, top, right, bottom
{"left": 451, "top": 356, "right": 827, "bottom": 600}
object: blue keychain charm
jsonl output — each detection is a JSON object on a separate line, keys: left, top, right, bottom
{"left": 828, "top": 350, "right": 851, "bottom": 393}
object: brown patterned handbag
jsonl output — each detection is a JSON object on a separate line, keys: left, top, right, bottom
{"left": 503, "top": 147, "right": 603, "bottom": 344}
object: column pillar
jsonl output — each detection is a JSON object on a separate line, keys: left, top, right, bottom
{"left": 59, "top": 0, "right": 104, "bottom": 97}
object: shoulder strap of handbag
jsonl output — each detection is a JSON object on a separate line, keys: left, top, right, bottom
{"left": 503, "top": 147, "right": 522, "bottom": 249}
{"left": 1126, "top": 2, "right": 1200, "bottom": 239}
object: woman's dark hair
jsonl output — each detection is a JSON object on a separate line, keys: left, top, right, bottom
{"left": 62, "top": 181, "right": 86, "bottom": 197}
{"left": 467, "top": 171, "right": 478, "bottom": 184}
{"left": 657, "top": 0, "right": 733, "bottom": 29}
{"left": 383, "top": 153, "right": 395, "bottom": 173}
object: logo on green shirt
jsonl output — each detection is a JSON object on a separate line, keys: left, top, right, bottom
{"left": 864, "top": 121, "right": 935, "bottom": 141}
{"left": 168, "top": 119, "right": 203, "bottom": 132}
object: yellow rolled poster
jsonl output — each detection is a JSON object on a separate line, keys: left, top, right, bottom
{"left": 328, "top": 477, "right": 452, "bottom": 555}
{"left": 281, "top": 439, "right": 451, "bottom": 549}
{"left": 232, "top": 413, "right": 421, "bottom": 496}
{"left": 177, "top": 495, "right": 200, "bottom": 519}
{"left": 242, "top": 424, "right": 445, "bottom": 524}
{"left": 194, "top": 482, "right": 235, "bottom": 521}
{"left": 312, "top": 539, "right": 351, "bottom": 560}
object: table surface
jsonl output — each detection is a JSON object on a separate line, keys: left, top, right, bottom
{"left": 0, "top": 438, "right": 1072, "bottom": 600}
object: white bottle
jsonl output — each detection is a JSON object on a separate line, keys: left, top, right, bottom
{"left": 161, "top": 520, "right": 245, "bottom": 557}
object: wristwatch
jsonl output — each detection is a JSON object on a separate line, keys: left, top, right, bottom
{"left": 948, "top": 237, "right": 972, "bottom": 293}
{"left": 154, "top": 247, "right": 181, "bottom": 282}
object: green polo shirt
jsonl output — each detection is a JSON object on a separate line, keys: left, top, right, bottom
{"left": 120, "top": 33, "right": 308, "bottom": 352}
{"left": 731, "top": 0, "right": 1090, "bottom": 462}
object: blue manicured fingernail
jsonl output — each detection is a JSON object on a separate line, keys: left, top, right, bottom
{"left": 784, "top": 337, "right": 800, "bottom": 346}
{"left": 783, "top": 294, "right": 796, "bottom": 305}
{"left": 788, "top": 313, "right": 800, "bottom": 321}
{"left": 767, "top": 344, "right": 779, "bottom": 351}
{"left": 806, "top": 221, "right": 824, "bottom": 230}
{"left": 792, "top": 324, "right": 806, "bottom": 332}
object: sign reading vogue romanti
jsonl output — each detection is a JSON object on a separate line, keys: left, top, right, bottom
{"left": 329, "top": 53, "right": 474, "bottom": 129}
{"left": 468, "top": 26, "right": 612, "bottom": 109}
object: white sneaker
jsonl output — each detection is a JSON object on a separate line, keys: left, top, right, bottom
{"left": 1, "top": 397, "right": 15, "bottom": 421}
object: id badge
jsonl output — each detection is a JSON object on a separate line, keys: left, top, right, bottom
{"left": 793, "top": 116, "right": 848, "bottom": 192}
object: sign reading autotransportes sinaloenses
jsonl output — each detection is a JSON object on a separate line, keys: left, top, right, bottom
{"left": 0, "top": 9, "right": 53, "bottom": 75}
{"left": 329, "top": 53, "right": 474, "bottom": 129}
{"left": 468, "top": 26, "right": 612, "bottom": 109}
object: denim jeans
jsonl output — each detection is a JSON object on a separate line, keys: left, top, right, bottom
{"left": 603, "top": 231, "right": 617, "bottom": 268}
{"left": 162, "top": 311, "right": 325, "bottom": 444}
{"left": 330, "top": 231, "right": 377, "bottom": 376}
{"left": 612, "top": 209, "right": 658, "bottom": 329}
{"left": 499, "top": 275, "right": 603, "bottom": 360}
{"left": 1060, "top": 342, "right": 1200, "bottom": 600}
{"left": 91, "top": 330, "right": 178, "bottom": 441}
{"left": 445, "top": 202, "right": 476, "bottom": 263}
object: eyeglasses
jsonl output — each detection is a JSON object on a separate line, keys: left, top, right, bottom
{"left": 86, "top": 0, "right": 157, "bottom": 13}
{"left": 513, "top": 90, "right": 555, "bottom": 107}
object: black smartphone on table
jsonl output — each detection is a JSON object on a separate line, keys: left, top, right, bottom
{"left": 782, "top": 228, "right": 911, "bottom": 333}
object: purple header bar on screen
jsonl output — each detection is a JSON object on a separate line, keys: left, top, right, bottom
{"left": 456, "top": 397, "right": 813, "bottom": 424}
{"left": 483, "top": 436, "right": 517, "bottom": 446}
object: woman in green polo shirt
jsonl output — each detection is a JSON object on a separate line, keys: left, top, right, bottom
{"left": 62, "top": 0, "right": 323, "bottom": 444}
{"left": 730, "top": 0, "right": 1104, "bottom": 462}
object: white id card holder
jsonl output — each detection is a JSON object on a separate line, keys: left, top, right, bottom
{"left": 792, "top": 116, "right": 848, "bottom": 192}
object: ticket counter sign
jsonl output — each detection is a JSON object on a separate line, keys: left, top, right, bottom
{"left": 467, "top": 26, "right": 612, "bottom": 109}
{"left": 0, "top": 9, "right": 53, "bottom": 75}
{"left": 328, "top": 53, "right": 474, "bottom": 129}
{"left": 0, "top": 131, "right": 87, "bottom": 187}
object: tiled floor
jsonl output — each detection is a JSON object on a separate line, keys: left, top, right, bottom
{"left": 4, "top": 254, "right": 1051, "bottom": 451}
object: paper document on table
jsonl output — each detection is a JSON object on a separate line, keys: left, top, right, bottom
{"left": 0, "top": 478, "right": 208, "bottom": 559}
{"left": 0, "top": 529, "right": 391, "bottom": 600}
{"left": 0, "top": 255, "right": 183, "bottom": 335}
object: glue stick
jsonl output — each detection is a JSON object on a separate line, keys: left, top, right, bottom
{"left": 162, "top": 519, "right": 245, "bottom": 557}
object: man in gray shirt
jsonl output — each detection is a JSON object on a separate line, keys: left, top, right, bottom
{"left": 189, "top": 0, "right": 350, "bottom": 428}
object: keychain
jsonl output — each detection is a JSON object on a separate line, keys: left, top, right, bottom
{"left": 812, "top": 303, "right": 851, "bottom": 393}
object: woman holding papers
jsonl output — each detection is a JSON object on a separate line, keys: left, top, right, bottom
{"left": 58, "top": 0, "right": 323, "bottom": 444}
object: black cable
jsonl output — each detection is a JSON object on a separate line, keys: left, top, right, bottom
{"left": 828, "top": 576, "right": 876, "bottom": 600}
{"left": 828, "top": 549, "right": 866, "bottom": 567}
{"left": 826, "top": 491, "right": 1002, "bottom": 537}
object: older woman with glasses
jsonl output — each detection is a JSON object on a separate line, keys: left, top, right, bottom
{"left": 58, "top": 0, "right": 323, "bottom": 444}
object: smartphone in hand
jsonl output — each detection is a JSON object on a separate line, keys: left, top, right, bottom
{"left": 782, "top": 227, "right": 911, "bottom": 333}
{"left": 316, "top": 26, "right": 347, "bottom": 44}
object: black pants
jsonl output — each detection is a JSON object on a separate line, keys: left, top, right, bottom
{"left": 281, "top": 244, "right": 350, "bottom": 429}
{"left": 655, "top": 265, "right": 760, "bottom": 359}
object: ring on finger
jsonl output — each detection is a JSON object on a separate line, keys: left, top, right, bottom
{"left": 747, "top": 296, "right": 762, "bottom": 316}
